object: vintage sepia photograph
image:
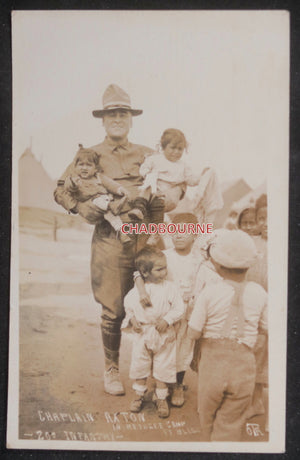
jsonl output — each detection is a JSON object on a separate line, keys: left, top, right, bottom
{"left": 7, "top": 10, "right": 289, "bottom": 452}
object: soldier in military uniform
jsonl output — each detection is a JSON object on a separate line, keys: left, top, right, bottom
{"left": 54, "top": 84, "right": 163, "bottom": 395}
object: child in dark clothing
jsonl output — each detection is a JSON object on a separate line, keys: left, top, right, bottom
{"left": 63, "top": 145, "right": 131, "bottom": 243}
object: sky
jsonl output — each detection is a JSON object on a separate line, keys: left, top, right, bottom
{"left": 12, "top": 10, "right": 289, "bottom": 189}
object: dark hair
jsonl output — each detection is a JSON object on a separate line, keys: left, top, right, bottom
{"left": 135, "top": 246, "right": 165, "bottom": 277}
{"left": 171, "top": 212, "right": 198, "bottom": 225}
{"left": 160, "top": 128, "right": 188, "bottom": 150}
{"left": 75, "top": 144, "right": 99, "bottom": 167}
{"left": 255, "top": 193, "right": 267, "bottom": 215}
{"left": 237, "top": 207, "right": 256, "bottom": 228}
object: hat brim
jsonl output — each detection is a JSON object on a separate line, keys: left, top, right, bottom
{"left": 92, "top": 108, "right": 143, "bottom": 118}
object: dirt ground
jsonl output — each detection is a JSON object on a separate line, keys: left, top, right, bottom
{"left": 18, "top": 226, "right": 268, "bottom": 445}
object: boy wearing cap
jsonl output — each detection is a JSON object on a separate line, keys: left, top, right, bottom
{"left": 188, "top": 229, "right": 268, "bottom": 442}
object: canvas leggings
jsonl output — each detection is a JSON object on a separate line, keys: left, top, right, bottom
{"left": 90, "top": 222, "right": 152, "bottom": 369}
{"left": 91, "top": 226, "right": 136, "bottom": 368}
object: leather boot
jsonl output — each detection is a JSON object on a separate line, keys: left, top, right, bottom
{"left": 148, "top": 195, "right": 165, "bottom": 225}
{"left": 101, "top": 324, "right": 125, "bottom": 395}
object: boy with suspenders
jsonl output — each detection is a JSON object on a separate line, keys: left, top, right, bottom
{"left": 188, "top": 229, "right": 268, "bottom": 441}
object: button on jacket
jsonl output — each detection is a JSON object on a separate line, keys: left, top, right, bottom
{"left": 54, "top": 137, "right": 153, "bottom": 318}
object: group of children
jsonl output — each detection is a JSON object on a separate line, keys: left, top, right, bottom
{"left": 120, "top": 195, "right": 268, "bottom": 441}
{"left": 63, "top": 126, "right": 268, "bottom": 441}
{"left": 122, "top": 213, "right": 201, "bottom": 418}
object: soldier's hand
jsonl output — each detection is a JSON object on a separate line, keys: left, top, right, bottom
{"left": 76, "top": 200, "right": 105, "bottom": 224}
{"left": 64, "top": 175, "right": 79, "bottom": 192}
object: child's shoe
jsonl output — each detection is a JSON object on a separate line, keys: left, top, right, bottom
{"left": 156, "top": 399, "right": 169, "bottom": 418}
{"left": 171, "top": 384, "right": 184, "bottom": 407}
{"left": 110, "top": 195, "right": 128, "bottom": 215}
{"left": 130, "top": 395, "right": 144, "bottom": 413}
{"left": 128, "top": 197, "right": 148, "bottom": 221}
{"left": 128, "top": 208, "right": 144, "bottom": 220}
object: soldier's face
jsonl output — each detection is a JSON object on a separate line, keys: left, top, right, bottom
{"left": 102, "top": 109, "right": 132, "bottom": 141}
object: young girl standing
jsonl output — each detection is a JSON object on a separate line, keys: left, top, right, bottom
{"left": 134, "top": 213, "right": 205, "bottom": 407}
{"left": 122, "top": 247, "right": 184, "bottom": 418}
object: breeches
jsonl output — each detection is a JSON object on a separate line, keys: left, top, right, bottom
{"left": 91, "top": 230, "right": 136, "bottom": 324}
{"left": 130, "top": 332, "right": 177, "bottom": 384}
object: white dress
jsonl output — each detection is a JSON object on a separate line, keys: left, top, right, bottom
{"left": 139, "top": 153, "right": 200, "bottom": 211}
{"left": 122, "top": 280, "right": 184, "bottom": 383}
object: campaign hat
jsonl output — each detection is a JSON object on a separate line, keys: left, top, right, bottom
{"left": 92, "top": 84, "right": 143, "bottom": 118}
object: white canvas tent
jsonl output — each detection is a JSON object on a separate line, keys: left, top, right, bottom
{"left": 18, "top": 148, "right": 62, "bottom": 212}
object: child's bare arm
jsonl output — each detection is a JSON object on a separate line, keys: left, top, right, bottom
{"left": 64, "top": 174, "right": 82, "bottom": 192}
{"left": 134, "top": 272, "right": 152, "bottom": 308}
{"left": 162, "top": 286, "right": 185, "bottom": 325}
{"left": 139, "top": 155, "right": 155, "bottom": 178}
{"left": 99, "top": 173, "right": 129, "bottom": 197}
